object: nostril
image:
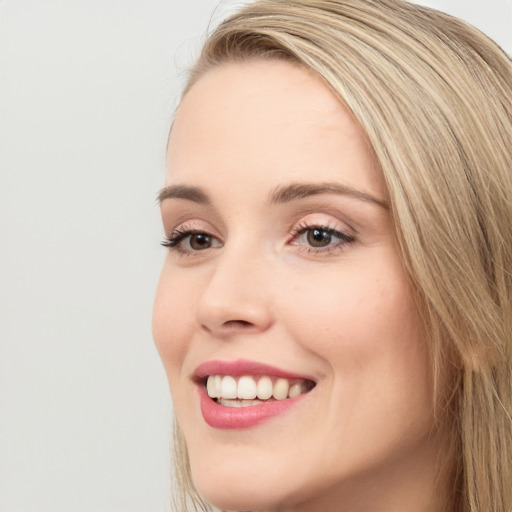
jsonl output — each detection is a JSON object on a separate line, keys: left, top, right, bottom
{"left": 198, "top": 319, "right": 256, "bottom": 336}
{"left": 223, "top": 320, "right": 253, "bottom": 328}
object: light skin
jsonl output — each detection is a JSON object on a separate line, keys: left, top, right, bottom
{"left": 153, "top": 60, "right": 447, "bottom": 512}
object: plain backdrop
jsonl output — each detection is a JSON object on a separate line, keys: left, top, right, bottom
{"left": 0, "top": 1, "right": 510, "bottom": 511}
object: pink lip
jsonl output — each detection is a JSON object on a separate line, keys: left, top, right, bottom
{"left": 194, "top": 359, "right": 314, "bottom": 430}
{"left": 198, "top": 386, "right": 306, "bottom": 429}
{"left": 194, "top": 358, "right": 314, "bottom": 380}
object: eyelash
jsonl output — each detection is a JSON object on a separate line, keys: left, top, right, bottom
{"left": 161, "top": 222, "right": 355, "bottom": 256}
{"left": 289, "top": 222, "right": 355, "bottom": 254}
{"left": 160, "top": 226, "right": 219, "bottom": 255}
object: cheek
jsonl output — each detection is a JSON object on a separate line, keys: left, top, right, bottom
{"left": 152, "top": 264, "right": 197, "bottom": 378}
{"left": 288, "top": 265, "right": 416, "bottom": 347}
{"left": 282, "top": 266, "right": 434, "bottom": 459}
{"left": 283, "top": 261, "right": 428, "bottom": 399}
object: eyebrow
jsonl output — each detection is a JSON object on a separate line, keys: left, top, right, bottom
{"left": 157, "top": 185, "right": 211, "bottom": 205}
{"left": 157, "top": 181, "right": 389, "bottom": 209}
{"left": 270, "top": 182, "right": 389, "bottom": 209}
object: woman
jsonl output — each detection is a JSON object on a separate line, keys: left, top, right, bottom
{"left": 153, "top": 1, "right": 512, "bottom": 511}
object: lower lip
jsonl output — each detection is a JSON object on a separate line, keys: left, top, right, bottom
{"left": 198, "top": 386, "right": 304, "bottom": 429}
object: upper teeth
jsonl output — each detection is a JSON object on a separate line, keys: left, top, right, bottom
{"left": 206, "top": 375, "right": 310, "bottom": 401}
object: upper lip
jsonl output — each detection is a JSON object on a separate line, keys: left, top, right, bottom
{"left": 194, "top": 358, "right": 316, "bottom": 382}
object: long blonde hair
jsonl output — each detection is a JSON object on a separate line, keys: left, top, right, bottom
{"left": 171, "top": 1, "right": 512, "bottom": 510}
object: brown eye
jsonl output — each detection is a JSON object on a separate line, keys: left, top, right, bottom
{"left": 290, "top": 223, "right": 356, "bottom": 254}
{"left": 189, "top": 233, "right": 213, "bottom": 250}
{"left": 307, "top": 229, "right": 332, "bottom": 247}
{"left": 161, "top": 229, "right": 223, "bottom": 254}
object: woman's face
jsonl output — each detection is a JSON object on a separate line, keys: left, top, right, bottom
{"left": 154, "top": 60, "right": 442, "bottom": 512}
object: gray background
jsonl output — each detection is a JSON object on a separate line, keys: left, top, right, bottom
{"left": 1, "top": 1, "right": 510, "bottom": 511}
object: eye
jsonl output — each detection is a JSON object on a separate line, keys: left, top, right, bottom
{"left": 305, "top": 228, "right": 336, "bottom": 248}
{"left": 161, "top": 228, "right": 223, "bottom": 254}
{"left": 290, "top": 222, "right": 355, "bottom": 254}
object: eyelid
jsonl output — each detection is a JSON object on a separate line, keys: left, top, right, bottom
{"left": 287, "top": 215, "right": 356, "bottom": 254}
{"left": 288, "top": 213, "right": 354, "bottom": 237}
{"left": 161, "top": 220, "right": 223, "bottom": 255}
{"left": 161, "top": 214, "right": 356, "bottom": 257}
{"left": 164, "top": 218, "right": 220, "bottom": 238}
{"left": 160, "top": 204, "right": 225, "bottom": 237}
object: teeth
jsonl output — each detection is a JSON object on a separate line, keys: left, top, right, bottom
{"left": 214, "top": 375, "right": 222, "bottom": 396}
{"left": 288, "top": 382, "right": 303, "bottom": 398}
{"left": 218, "top": 399, "right": 262, "bottom": 407}
{"left": 206, "top": 375, "right": 311, "bottom": 402}
{"left": 221, "top": 376, "right": 237, "bottom": 399}
{"left": 257, "top": 376, "right": 273, "bottom": 400}
{"left": 237, "top": 376, "right": 257, "bottom": 399}
{"left": 206, "top": 376, "right": 216, "bottom": 397}
{"left": 273, "top": 378, "right": 289, "bottom": 400}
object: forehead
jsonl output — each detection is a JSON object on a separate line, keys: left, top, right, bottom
{"left": 174, "top": 60, "right": 344, "bottom": 129}
{"left": 166, "top": 59, "right": 384, "bottom": 198}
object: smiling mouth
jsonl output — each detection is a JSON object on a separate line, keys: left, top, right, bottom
{"left": 204, "top": 375, "right": 316, "bottom": 407}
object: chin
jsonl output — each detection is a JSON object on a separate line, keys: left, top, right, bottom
{"left": 200, "top": 491, "right": 272, "bottom": 512}
{"left": 190, "top": 449, "right": 337, "bottom": 512}
{"left": 190, "top": 455, "right": 298, "bottom": 512}
{"left": 193, "top": 473, "right": 276, "bottom": 512}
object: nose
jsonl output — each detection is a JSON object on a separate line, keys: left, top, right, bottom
{"left": 194, "top": 246, "right": 274, "bottom": 338}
